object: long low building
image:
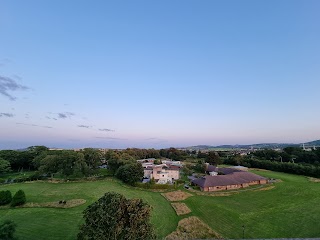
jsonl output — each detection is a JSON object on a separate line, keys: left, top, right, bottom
{"left": 192, "top": 171, "right": 267, "bottom": 191}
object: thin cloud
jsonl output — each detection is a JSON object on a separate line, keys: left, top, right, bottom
{"left": 98, "top": 128, "right": 115, "bottom": 132}
{"left": 57, "top": 112, "right": 75, "bottom": 119}
{"left": 0, "top": 75, "right": 29, "bottom": 101}
{"left": 16, "top": 122, "right": 53, "bottom": 129}
{"left": 78, "top": 125, "right": 91, "bottom": 128}
{"left": 58, "top": 113, "right": 67, "bottom": 119}
{"left": 0, "top": 113, "right": 14, "bottom": 117}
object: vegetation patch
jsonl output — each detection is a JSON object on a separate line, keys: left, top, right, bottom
{"left": 308, "top": 177, "right": 320, "bottom": 183}
{"left": 165, "top": 216, "right": 222, "bottom": 240}
{"left": 171, "top": 202, "right": 191, "bottom": 215}
{"left": 21, "top": 199, "right": 86, "bottom": 208}
{"left": 253, "top": 185, "right": 275, "bottom": 191}
{"left": 196, "top": 191, "right": 237, "bottom": 197}
{"left": 162, "top": 190, "right": 192, "bottom": 201}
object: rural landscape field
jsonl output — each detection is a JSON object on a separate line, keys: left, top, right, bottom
{"left": 1, "top": 1, "right": 320, "bottom": 239}
{"left": 1, "top": 169, "right": 320, "bottom": 239}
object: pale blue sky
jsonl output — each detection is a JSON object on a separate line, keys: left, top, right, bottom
{"left": 1, "top": 0, "right": 320, "bottom": 149}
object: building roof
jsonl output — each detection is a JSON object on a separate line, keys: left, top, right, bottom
{"left": 206, "top": 165, "right": 243, "bottom": 174}
{"left": 192, "top": 172, "right": 266, "bottom": 188}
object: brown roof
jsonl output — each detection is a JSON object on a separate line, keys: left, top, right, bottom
{"left": 206, "top": 165, "right": 242, "bottom": 174}
{"left": 192, "top": 172, "right": 266, "bottom": 188}
{"left": 168, "top": 165, "right": 181, "bottom": 170}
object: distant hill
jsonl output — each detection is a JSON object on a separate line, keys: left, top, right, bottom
{"left": 184, "top": 139, "right": 320, "bottom": 150}
{"left": 305, "top": 140, "right": 320, "bottom": 146}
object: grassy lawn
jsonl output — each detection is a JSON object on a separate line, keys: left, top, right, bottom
{"left": 184, "top": 170, "right": 320, "bottom": 238}
{"left": 1, "top": 170, "right": 320, "bottom": 239}
{"left": 0, "top": 179, "right": 179, "bottom": 240}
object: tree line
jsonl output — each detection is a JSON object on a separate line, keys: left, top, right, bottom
{"left": 225, "top": 148, "right": 320, "bottom": 178}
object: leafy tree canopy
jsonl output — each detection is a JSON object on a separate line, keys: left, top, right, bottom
{"left": 116, "top": 163, "right": 144, "bottom": 186}
{"left": 0, "top": 158, "right": 11, "bottom": 174}
{"left": 78, "top": 192, "right": 155, "bottom": 240}
{"left": 206, "top": 151, "right": 222, "bottom": 166}
{"left": 0, "top": 220, "right": 17, "bottom": 240}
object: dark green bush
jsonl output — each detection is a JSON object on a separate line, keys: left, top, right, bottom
{"left": 0, "top": 190, "right": 12, "bottom": 206}
{"left": 0, "top": 220, "right": 17, "bottom": 240}
{"left": 175, "top": 179, "right": 185, "bottom": 184}
{"left": 11, "top": 190, "right": 26, "bottom": 207}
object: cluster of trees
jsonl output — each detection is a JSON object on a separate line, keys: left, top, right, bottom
{"left": 105, "top": 147, "right": 189, "bottom": 162}
{"left": 0, "top": 189, "right": 26, "bottom": 207}
{"left": 34, "top": 149, "right": 100, "bottom": 178}
{"left": 78, "top": 192, "right": 155, "bottom": 240}
{"left": 251, "top": 147, "right": 320, "bottom": 165}
{"left": 225, "top": 155, "right": 320, "bottom": 178}
{"left": 0, "top": 146, "right": 193, "bottom": 177}
{"left": 0, "top": 146, "right": 102, "bottom": 179}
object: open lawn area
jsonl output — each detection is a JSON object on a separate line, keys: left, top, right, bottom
{"left": 185, "top": 170, "right": 320, "bottom": 238}
{"left": 1, "top": 170, "right": 320, "bottom": 239}
{"left": 0, "top": 179, "right": 179, "bottom": 240}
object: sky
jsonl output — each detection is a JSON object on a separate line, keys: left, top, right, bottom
{"left": 1, "top": 0, "right": 320, "bottom": 149}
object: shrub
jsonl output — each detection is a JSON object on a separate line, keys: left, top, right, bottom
{"left": 0, "top": 190, "right": 12, "bottom": 206}
{"left": 0, "top": 220, "right": 17, "bottom": 240}
{"left": 11, "top": 190, "right": 26, "bottom": 207}
{"left": 175, "top": 179, "right": 185, "bottom": 184}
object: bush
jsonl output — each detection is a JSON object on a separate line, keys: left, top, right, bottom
{"left": 11, "top": 190, "right": 26, "bottom": 207}
{"left": 0, "top": 220, "right": 17, "bottom": 240}
{"left": 0, "top": 190, "right": 12, "bottom": 206}
{"left": 175, "top": 179, "right": 185, "bottom": 184}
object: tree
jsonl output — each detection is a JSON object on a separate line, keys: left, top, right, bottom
{"left": 78, "top": 192, "right": 155, "bottom": 240}
{"left": 115, "top": 163, "right": 144, "bottom": 186}
{"left": 11, "top": 190, "right": 26, "bottom": 207}
{"left": 0, "top": 190, "right": 12, "bottom": 206}
{"left": 0, "top": 158, "right": 11, "bottom": 174}
{"left": 108, "top": 152, "right": 135, "bottom": 174}
{"left": 81, "top": 148, "right": 101, "bottom": 170}
{"left": 38, "top": 151, "right": 90, "bottom": 178}
{"left": 0, "top": 220, "right": 17, "bottom": 240}
{"left": 206, "top": 151, "right": 222, "bottom": 166}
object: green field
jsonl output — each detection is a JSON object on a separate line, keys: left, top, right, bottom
{"left": 186, "top": 170, "right": 320, "bottom": 238}
{"left": 1, "top": 171, "right": 320, "bottom": 239}
{"left": 0, "top": 179, "right": 179, "bottom": 240}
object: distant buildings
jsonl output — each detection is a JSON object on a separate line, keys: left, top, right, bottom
{"left": 138, "top": 158, "right": 181, "bottom": 184}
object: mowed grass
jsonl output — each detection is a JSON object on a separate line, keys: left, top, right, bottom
{"left": 2, "top": 171, "right": 320, "bottom": 239}
{"left": 0, "top": 179, "right": 179, "bottom": 240}
{"left": 185, "top": 170, "right": 320, "bottom": 238}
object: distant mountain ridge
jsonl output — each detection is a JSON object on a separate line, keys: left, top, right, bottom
{"left": 184, "top": 139, "right": 320, "bottom": 150}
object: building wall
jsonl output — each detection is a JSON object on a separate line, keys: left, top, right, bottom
{"left": 167, "top": 169, "right": 180, "bottom": 180}
{"left": 143, "top": 169, "right": 153, "bottom": 178}
{"left": 203, "top": 181, "right": 266, "bottom": 192}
